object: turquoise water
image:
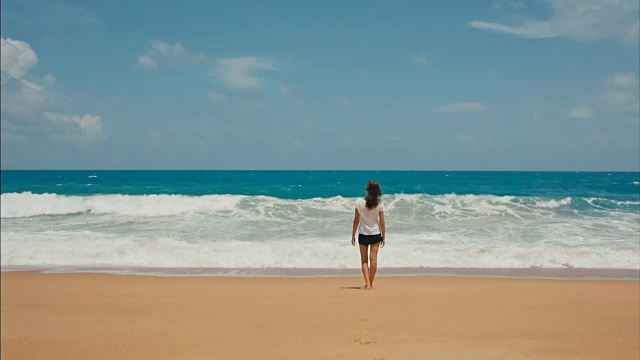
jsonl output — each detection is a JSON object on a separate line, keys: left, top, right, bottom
{"left": 1, "top": 171, "right": 639, "bottom": 273}
{"left": 2, "top": 170, "right": 639, "bottom": 200}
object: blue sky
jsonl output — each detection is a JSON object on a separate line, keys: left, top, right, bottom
{"left": 1, "top": 0, "right": 639, "bottom": 170}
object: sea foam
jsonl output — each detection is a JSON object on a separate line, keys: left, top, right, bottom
{"left": 1, "top": 192, "right": 638, "bottom": 271}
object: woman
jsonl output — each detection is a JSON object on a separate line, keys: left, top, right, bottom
{"left": 351, "top": 180, "right": 385, "bottom": 290}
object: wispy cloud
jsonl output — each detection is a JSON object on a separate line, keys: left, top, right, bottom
{"left": 46, "top": 112, "right": 105, "bottom": 143}
{"left": 600, "top": 72, "right": 639, "bottom": 111}
{"left": 601, "top": 89, "right": 635, "bottom": 106}
{"left": 468, "top": 0, "right": 640, "bottom": 46}
{"left": 216, "top": 57, "right": 277, "bottom": 89}
{"left": 137, "top": 39, "right": 205, "bottom": 71}
{"left": 456, "top": 133, "right": 477, "bottom": 145}
{"left": 606, "top": 72, "right": 639, "bottom": 88}
{"left": 336, "top": 96, "right": 353, "bottom": 105}
{"left": 438, "top": 102, "right": 486, "bottom": 113}
{"left": 410, "top": 53, "right": 429, "bottom": 66}
{"left": 568, "top": 105, "right": 594, "bottom": 119}
{"left": 138, "top": 55, "right": 156, "bottom": 70}
{"left": 207, "top": 91, "right": 226, "bottom": 105}
{"left": 279, "top": 84, "right": 294, "bottom": 96}
{"left": 1, "top": 131, "right": 29, "bottom": 144}
{"left": 456, "top": 133, "right": 493, "bottom": 148}
{"left": 467, "top": 21, "right": 557, "bottom": 38}
{"left": 573, "top": 72, "right": 639, "bottom": 117}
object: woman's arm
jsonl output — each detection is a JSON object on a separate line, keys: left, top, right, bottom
{"left": 351, "top": 209, "right": 360, "bottom": 246}
{"left": 379, "top": 212, "right": 386, "bottom": 247}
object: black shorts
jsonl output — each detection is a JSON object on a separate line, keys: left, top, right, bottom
{"left": 358, "top": 233, "right": 383, "bottom": 246}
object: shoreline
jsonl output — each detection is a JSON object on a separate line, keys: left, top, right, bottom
{"left": 2, "top": 271, "right": 638, "bottom": 359}
{"left": 2, "top": 266, "right": 639, "bottom": 280}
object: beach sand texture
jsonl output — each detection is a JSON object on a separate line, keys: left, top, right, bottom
{"left": 1, "top": 272, "right": 638, "bottom": 359}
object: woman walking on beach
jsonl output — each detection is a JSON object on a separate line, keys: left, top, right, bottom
{"left": 351, "top": 180, "right": 385, "bottom": 290}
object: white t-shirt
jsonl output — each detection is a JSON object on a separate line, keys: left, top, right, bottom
{"left": 355, "top": 198, "right": 384, "bottom": 235}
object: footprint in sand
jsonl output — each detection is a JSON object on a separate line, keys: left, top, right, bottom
{"left": 353, "top": 338, "right": 377, "bottom": 345}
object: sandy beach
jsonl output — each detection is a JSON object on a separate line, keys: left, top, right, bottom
{"left": 1, "top": 272, "right": 638, "bottom": 360}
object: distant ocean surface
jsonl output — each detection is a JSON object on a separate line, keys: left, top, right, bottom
{"left": 1, "top": 171, "right": 639, "bottom": 277}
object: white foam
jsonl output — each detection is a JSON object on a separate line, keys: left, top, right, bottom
{"left": 0, "top": 192, "right": 624, "bottom": 220}
{"left": 1, "top": 230, "right": 638, "bottom": 270}
{"left": 534, "top": 197, "right": 572, "bottom": 208}
{"left": 0, "top": 192, "right": 246, "bottom": 218}
{"left": 2, "top": 192, "right": 638, "bottom": 270}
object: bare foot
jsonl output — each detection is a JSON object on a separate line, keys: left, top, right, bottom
{"left": 362, "top": 285, "right": 372, "bottom": 290}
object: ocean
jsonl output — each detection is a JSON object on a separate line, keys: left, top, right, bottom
{"left": 1, "top": 170, "right": 639, "bottom": 278}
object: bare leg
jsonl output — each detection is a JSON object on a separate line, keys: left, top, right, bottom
{"left": 359, "top": 244, "right": 371, "bottom": 290}
{"left": 369, "top": 243, "right": 380, "bottom": 288}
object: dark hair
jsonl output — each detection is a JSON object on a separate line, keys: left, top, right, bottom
{"left": 365, "top": 180, "right": 382, "bottom": 209}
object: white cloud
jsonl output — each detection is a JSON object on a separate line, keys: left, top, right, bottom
{"left": 138, "top": 55, "right": 157, "bottom": 70}
{"left": 598, "top": 72, "right": 640, "bottom": 112}
{"left": 468, "top": 0, "right": 640, "bottom": 46}
{"left": 572, "top": 72, "right": 640, "bottom": 116}
{"left": 601, "top": 89, "right": 635, "bottom": 106}
{"left": 296, "top": 98, "right": 305, "bottom": 110}
{"left": 1, "top": 131, "right": 29, "bottom": 144}
{"left": 336, "top": 96, "right": 353, "bottom": 105}
{"left": 467, "top": 20, "right": 557, "bottom": 38}
{"left": 150, "top": 40, "right": 184, "bottom": 56}
{"left": 1, "top": 38, "right": 105, "bottom": 144}
{"left": 606, "top": 72, "right": 639, "bottom": 88}
{"left": 0, "top": 39, "right": 52, "bottom": 117}
{"left": 216, "top": 57, "right": 276, "bottom": 89}
{"left": 43, "top": 74, "right": 56, "bottom": 83}
{"left": 410, "top": 53, "right": 429, "bottom": 65}
{"left": 137, "top": 39, "right": 205, "bottom": 71}
{"left": 1, "top": 38, "right": 38, "bottom": 81}
{"left": 438, "top": 102, "right": 486, "bottom": 113}
{"left": 568, "top": 105, "right": 594, "bottom": 119}
{"left": 1, "top": 78, "right": 50, "bottom": 117}
{"left": 207, "top": 91, "right": 226, "bottom": 105}
{"left": 46, "top": 112, "right": 105, "bottom": 143}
